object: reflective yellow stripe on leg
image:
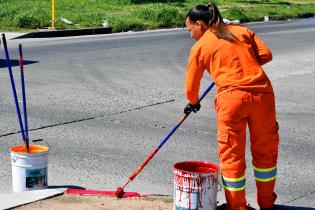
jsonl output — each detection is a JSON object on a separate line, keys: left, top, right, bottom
{"left": 253, "top": 165, "right": 277, "bottom": 182}
{"left": 222, "top": 175, "right": 246, "bottom": 191}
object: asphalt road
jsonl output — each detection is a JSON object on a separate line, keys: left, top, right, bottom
{"left": 0, "top": 18, "right": 315, "bottom": 208}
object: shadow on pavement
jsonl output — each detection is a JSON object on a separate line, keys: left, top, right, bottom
{"left": 275, "top": 205, "right": 314, "bottom": 210}
{"left": 0, "top": 59, "right": 38, "bottom": 69}
{"left": 48, "top": 185, "right": 85, "bottom": 190}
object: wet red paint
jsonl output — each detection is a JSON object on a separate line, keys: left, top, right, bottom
{"left": 115, "top": 187, "right": 124, "bottom": 198}
{"left": 66, "top": 188, "right": 141, "bottom": 198}
{"left": 174, "top": 161, "right": 219, "bottom": 210}
{"left": 174, "top": 161, "right": 218, "bottom": 173}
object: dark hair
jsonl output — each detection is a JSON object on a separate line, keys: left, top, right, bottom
{"left": 186, "top": 2, "right": 237, "bottom": 42}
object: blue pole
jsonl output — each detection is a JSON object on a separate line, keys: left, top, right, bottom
{"left": 157, "top": 82, "right": 215, "bottom": 149}
{"left": 1, "top": 34, "right": 27, "bottom": 147}
{"left": 19, "top": 44, "right": 30, "bottom": 152}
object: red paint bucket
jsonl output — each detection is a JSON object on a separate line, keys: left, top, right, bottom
{"left": 173, "top": 161, "right": 219, "bottom": 210}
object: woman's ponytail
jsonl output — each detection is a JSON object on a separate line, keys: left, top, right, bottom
{"left": 186, "top": 2, "right": 237, "bottom": 42}
{"left": 208, "top": 2, "right": 237, "bottom": 42}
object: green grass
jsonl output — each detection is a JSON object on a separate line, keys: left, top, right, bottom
{"left": 0, "top": 0, "right": 314, "bottom": 32}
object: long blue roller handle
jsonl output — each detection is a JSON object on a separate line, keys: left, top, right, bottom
{"left": 19, "top": 44, "right": 30, "bottom": 152}
{"left": 1, "top": 34, "right": 27, "bottom": 151}
{"left": 126, "top": 81, "right": 215, "bottom": 185}
{"left": 157, "top": 81, "right": 215, "bottom": 149}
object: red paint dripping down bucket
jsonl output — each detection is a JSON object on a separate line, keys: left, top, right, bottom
{"left": 173, "top": 161, "right": 219, "bottom": 210}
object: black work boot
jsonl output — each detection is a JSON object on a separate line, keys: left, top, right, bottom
{"left": 217, "top": 203, "right": 257, "bottom": 210}
{"left": 217, "top": 203, "right": 227, "bottom": 210}
{"left": 247, "top": 203, "right": 258, "bottom": 210}
{"left": 260, "top": 207, "right": 276, "bottom": 210}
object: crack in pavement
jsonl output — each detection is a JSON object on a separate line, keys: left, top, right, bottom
{"left": 105, "top": 118, "right": 214, "bottom": 136}
{"left": 0, "top": 99, "right": 175, "bottom": 138}
{"left": 283, "top": 190, "right": 315, "bottom": 205}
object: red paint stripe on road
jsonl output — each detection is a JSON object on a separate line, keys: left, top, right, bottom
{"left": 66, "top": 188, "right": 141, "bottom": 198}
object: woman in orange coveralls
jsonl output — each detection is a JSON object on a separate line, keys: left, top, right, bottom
{"left": 183, "top": 3, "right": 279, "bottom": 210}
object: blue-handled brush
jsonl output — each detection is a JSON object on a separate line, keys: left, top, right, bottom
{"left": 1, "top": 34, "right": 29, "bottom": 152}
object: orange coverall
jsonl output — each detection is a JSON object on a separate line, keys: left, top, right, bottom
{"left": 185, "top": 25, "right": 279, "bottom": 209}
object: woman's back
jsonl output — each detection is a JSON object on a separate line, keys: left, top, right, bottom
{"left": 189, "top": 24, "right": 273, "bottom": 95}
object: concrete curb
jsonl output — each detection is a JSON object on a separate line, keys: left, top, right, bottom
{"left": 13, "top": 27, "right": 112, "bottom": 39}
{"left": 0, "top": 188, "right": 67, "bottom": 210}
{"left": 0, "top": 189, "right": 260, "bottom": 210}
{"left": 4, "top": 18, "right": 305, "bottom": 40}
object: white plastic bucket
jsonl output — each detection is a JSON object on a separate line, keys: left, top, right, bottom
{"left": 11, "top": 144, "right": 49, "bottom": 192}
{"left": 173, "top": 161, "right": 219, "bottom": 210}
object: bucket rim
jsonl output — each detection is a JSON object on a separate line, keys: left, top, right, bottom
{"left": 174, "top": 160, "right": 219, "bottom": 174}
{"left": 11, "top": 144, "right": 49, "bottom": 154}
